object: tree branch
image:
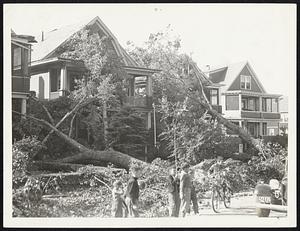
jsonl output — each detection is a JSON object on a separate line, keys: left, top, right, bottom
{"left": 30, "top": 96, "right": 55, "bottom": 124}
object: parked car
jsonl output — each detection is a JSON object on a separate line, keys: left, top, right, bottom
{"left": 253, "top": 175, "right": 287, "bottom": 217}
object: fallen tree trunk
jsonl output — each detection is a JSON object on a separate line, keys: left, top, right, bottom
{"left": 192, "top": 70, "right": 262, "bottom": 153}
{"left": 13, "top": 111, "right": 147, "bottom": 169}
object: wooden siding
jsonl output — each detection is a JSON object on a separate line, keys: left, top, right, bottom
{"left": 241, "top": 111, "right": 280, "bottom": 119}
{"left": 12, "top": 76, "right": 30, "bottom": 93}
{"left": 228, "top": 66, "right": 262, "bottom": 92}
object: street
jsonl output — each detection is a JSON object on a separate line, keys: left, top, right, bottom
{"left": 197, "top": 196, "right": 287, "bottom": 218}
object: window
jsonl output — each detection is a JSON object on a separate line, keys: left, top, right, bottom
{"left": 262, "top": 98, "right": 278, "bottom": 112}
{"left": 269, "top": 128, "right": 275, "bottom": 136}
{"left": 210, "top": 89, "right": 218, "bottom": 105}
{"left": 13, "top": 47, "right": 22, "bottom": 70}
{"left": 134, "top": 76, "right": 147, "bottom": 97}
{"left": 241, "top": 75, "right": 251, "bottom": 90}
{"left": 242, "top": 97, "right": 259, "bottom": 111}
{"left": 272, "top": 99, "right": 278, "bottom": 112}
{"left": 226, "top": 95, "right": 239, "bottom": 110}
{"left": 50, "top": 69, "right": 61, "bottom": 92}
{"left": 262, "top": 123, "right": 267, "bottom": 136}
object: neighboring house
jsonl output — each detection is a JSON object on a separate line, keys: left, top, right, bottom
{"left": 189, "top": 62, "right": 223, "bottom": 114}
{"left": 11, "top": 30, "right": 36, "bottom": 116}
{"left": 279, "top": 96, "right": 288, "bottom": 135}
{"left": 29, "top": 16, "right": 160, "bottom": 131}
{"left": 206, "top": 61, "right": 281, "bottom": 138}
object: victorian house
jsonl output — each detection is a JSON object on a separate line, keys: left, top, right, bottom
{"left": 206, "top": 61, "right": 281, "bottom": 138}
{"left": 29, "top": 17, "right": 160, "bottom": 132}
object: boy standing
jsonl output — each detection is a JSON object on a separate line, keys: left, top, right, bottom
{"left": 111, "top": 180, "right": 125, "bottom": 217}
{"left": 179, "top": 163, "right": 192, "bottom": 217}
{"left": 167, "top": 166, "right": 180, "bottom": 217}
{"left": 124, "top": 166, "right": 141, "bottom": 217}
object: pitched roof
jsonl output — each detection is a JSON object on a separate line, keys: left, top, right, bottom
{"left": 208, "top": 61, "right": 266, "bottom": 93}
{"left": 31, "top": 16, "right": 139, "bottom": 67}
{"left": 209, "top": 61, "right": 247, "bottom": 86}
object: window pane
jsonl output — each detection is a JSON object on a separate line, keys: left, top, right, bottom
{"left": 266, "top": 98, "right": 272, "bottom": 112}
{"left": 272, "top": 99, "right": 278, "bottom": 112}
{"left": 13, "top": 47, "right": 22, "bottom": 69}
{"left": 226, "top": 95, "right": 239, "bottom": 110}
{"left": 248, "top": 99, "right": 254, "bottom": 110}
{"left": 210, "top": 89, "right": 218, "bottom": 105}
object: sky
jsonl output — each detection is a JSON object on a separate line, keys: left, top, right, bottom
{"left": 4, "top": 4, "right": 296, "bottom": 96}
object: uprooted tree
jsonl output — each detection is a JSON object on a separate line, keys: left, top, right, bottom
{"left": 127, "top": 27, "right": 266, "bottom": 161}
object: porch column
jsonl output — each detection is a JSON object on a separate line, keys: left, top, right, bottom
{"left": 60, "top": 66, "right": 67, "bottom": 96}
{"left": 259, "top": 97, "right": 262, "bottom": 112}
{"left": 238, "top": 93, "right": 242, "bottom": 110}
{"left": 147, "top": 111, "right": 151, "bottom": 129}
{"left": 146, "top": 76, "right": 153, "bottom": 96}
{"left": 21, "top": 98, "right": 27, "bottom": 114}
{"left": 239, "top": 120, "right": 242, "bottom": 128}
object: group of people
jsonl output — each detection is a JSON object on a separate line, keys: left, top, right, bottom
{"left": 109, "top": 163, "right": 200, "bottom": 218}
{"left": 167, "top": 163, "right": 199, "bottom": 217}
{"left": 111, "top": 166, "right": 142, "bottom": 218}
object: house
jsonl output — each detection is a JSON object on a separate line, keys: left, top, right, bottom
{"left": 11, "top": 30, "right": 36, "bottom": 116}
{"left": 183, "top": 61, "right": 223, "bottom": 114}
{"left": 29, "top": 16, "right": 160, "bottom": 131}
{"left": 206, "top": 61, "right": 281, "bottom": 138}
{"left": 279, "top": 96, "right": 288, "bottom": 135}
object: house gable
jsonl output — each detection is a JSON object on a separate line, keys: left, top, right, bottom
{"left": 32, "top": 17, "right": 138, "bottom": 67}
{"left": 227, "top": 63, "right": 265, "bottom": 93}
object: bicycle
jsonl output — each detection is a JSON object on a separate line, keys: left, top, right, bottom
{"left": 211, "top": 173, "right": 233, "bottom": 213}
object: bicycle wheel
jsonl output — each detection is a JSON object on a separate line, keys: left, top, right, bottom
{"left": 223, "top": 187, "right": 231, "bottom": 208}
{"left": 211, "top": 188, "right": 221, "bottom": 213}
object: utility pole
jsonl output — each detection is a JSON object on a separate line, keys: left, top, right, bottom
{"left": 152, "top": 103, "right": 157, "bottom": 148}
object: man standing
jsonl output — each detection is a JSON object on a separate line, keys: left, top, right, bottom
{"left": 179, "top": 163, "right": 192, "bottom": 217}
{"left": 189, "top": 169, "right": 199, "bottom": 215}
{"left": 124, "top": 166, "right": 141, "bottom": 217}
{"left": 167, "top": 166, "right": 180, "bottom": 217}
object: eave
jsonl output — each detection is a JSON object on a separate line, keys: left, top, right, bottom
{"left": 30, "top": 57, "right": 86, "bottom": 75}
{"left": 123, "top": 66, "right": 161, "bottom": 76}
{"left": 222, "top": 90, "right": 282, "bottom": 98}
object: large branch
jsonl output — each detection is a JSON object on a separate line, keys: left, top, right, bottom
{"left": 13, "top": 110, "right": 146, "bottom": 169}
{"left": 41, "top": 97, "right": 98, "bottom": 145}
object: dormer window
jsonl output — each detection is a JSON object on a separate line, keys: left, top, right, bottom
{"left": 241, "top": 75, "right": 251, "bottom": 90}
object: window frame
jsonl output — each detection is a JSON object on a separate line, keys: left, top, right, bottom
{"left": 240, "top": 75, "right": 251, "bottom": 90}
{"left": 209, "top": 89, "right": 219, "bottom": 105}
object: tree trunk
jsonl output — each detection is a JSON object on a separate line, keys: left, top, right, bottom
{"left": 192, "top": 70, "right": 262, "bottom": 153}
{"left": 13, "top": 111, "right": 146, "bottom": 169}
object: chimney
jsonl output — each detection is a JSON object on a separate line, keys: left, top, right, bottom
{"left": 206, "top": 64, "right": 210, "bottom": 77}
{"left": 41, "top": 31, "right": 44, "bottom": 42}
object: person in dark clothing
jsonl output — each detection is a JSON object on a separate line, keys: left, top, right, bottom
{"left": 179, "top": 163, "right": 192, "bottom": 217}
{"left": 189, "top": 169, "right": 199, "bottom": 215}
{"left": 124, "top": 166, "right": 141, "bottom": 217}
{"left": 167, "top": 166, "right": 180, "bottom": 217}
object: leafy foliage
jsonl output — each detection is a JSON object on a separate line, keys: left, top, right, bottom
{"left": 107, "top": 107, "right": 150, "bottom": 158}
{"left": 12, "top": 137, "right": 44, "bottom": 186}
